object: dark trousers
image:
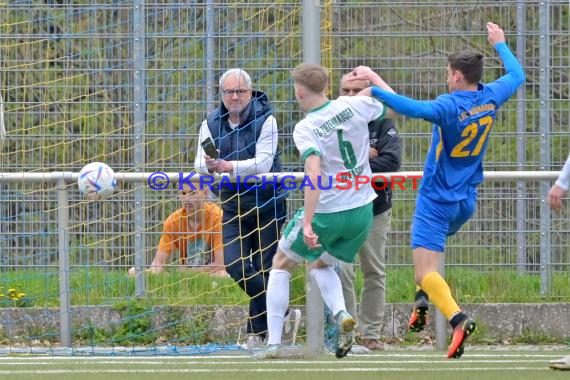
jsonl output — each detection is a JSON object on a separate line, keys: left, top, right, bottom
{"left": 222, "top": 202, "right": 285, "bottom": 338}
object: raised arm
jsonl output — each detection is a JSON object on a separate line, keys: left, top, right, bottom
{"left": 349, "top": 66, "right": 397, "bottom": 119}
{"left": 348, "top": 64, "right": 442, "bottom": 123}
{"left": 485, "top": 22, "right": 526, "bottom": 104}
{"left": 370, "top": 87, "right": 442, "bottom": 123}
{"left": 349, "top": 66, "right": 396, "bottom": 94}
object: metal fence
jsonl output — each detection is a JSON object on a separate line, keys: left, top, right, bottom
{"left": 0, "top": 1, "right": 569, "bottom": 351}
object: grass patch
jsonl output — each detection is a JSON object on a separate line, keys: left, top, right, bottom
{"left": 511, "top": 329, "right": 563, "bottom": 345}
{"left": 0, "top": 267, "right": 569, "bottom": 307}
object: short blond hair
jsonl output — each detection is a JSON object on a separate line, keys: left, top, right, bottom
{"left": 292, "top": 63, "right": 328, "bottom": 94}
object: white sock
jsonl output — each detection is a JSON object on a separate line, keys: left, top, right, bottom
{"left": 266, "top": 269, "right": 291, "bottom": 345}
{"left": 310, "top": 266, "right": 346, "bottom": 317}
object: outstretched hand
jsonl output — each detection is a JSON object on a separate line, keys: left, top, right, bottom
{"left": 487, "top": 22, "right": 505, "bottom": 45}
{"left": 350, "top": 65, "right": 396, "bottom": 95}
{"left": 348, "top": 65, "right": 380, "bottom": 83}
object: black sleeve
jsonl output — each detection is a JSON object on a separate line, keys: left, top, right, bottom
{"left": 369, "top": 118, "right": 402, "bottom": 173}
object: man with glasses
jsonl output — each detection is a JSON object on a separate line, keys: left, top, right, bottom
{"left": 195, "top": 68, "right": 296, "bottom": 348}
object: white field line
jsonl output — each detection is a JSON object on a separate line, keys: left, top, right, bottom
{"left": 0, "top": 353, "right": 559, "bottom": 360}
{"left": 0, "top": 359, "right": 552, "bottom": 366}
{"left": 0, "top": 367, "right": 552, "bottom": 375}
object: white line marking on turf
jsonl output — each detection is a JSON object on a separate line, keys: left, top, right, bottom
{"left": 0, "top": 367, "right": 551, "bottom": 374}
{"left": 0, "top": 353, "right": 559, "bottom": 360}
{"left": 0, "top": 359, "right": 551, "bottom": 366}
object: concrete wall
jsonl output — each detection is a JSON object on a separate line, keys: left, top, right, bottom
{"left": 384, "top": 303, "right": 570, "bottom": 340}
{"left": 0, "top": 303, "right": 568, "bottom": 343}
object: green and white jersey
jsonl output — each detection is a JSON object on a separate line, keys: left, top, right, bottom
{"left": 293, "top": 95, "right": 386, "bottom": 213}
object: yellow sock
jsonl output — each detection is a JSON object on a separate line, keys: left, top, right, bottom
{"left": 420, "top": 271, "right": 460, "bottom": 320}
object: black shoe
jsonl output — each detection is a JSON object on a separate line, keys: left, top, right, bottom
{"left": 408, "top": 295, "right": 429, "bottom": 332}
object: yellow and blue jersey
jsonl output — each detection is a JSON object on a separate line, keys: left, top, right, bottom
{"left": 422, "top": 85, "right": 509, "bottom": 202}
{"left": 372, "top": 42, "right": 525, "bottom": 203}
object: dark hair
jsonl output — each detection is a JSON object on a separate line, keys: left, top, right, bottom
{"left": 292, "top": 63, "right": 329, "bottom": 93}
{"left": 448, "top": 50, "right": 484, "bottom": 84}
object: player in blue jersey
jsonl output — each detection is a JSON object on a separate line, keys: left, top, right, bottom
{"left": 350, "top": 22, "right": 525, "bottom": 358}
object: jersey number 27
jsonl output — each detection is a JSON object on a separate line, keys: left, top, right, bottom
{"left": 450, "top": 116, "right": 494, "bottom": 158}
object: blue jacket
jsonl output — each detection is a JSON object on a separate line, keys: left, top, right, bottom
{"left": 206, "top": 90, "right": 287, "bottom": 215}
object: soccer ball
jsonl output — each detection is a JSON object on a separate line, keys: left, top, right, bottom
{"left": 78, "top": 162, "right": 117, "bottom": 199}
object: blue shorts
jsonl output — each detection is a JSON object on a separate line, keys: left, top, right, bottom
{"left": 411, "top": 193, "right": 476, "bottom": 253}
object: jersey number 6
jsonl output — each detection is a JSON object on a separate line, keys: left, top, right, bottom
{"left": 337, "top": 130, "right": 357, "bottom": 169}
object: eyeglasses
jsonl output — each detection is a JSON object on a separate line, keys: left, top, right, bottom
{"left": 221, "top": 88, "right": 250, "bottom": 97}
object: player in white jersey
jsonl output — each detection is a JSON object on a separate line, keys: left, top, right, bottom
{"left": 293, "top": 96, "right": 384, "bottom": 213}
{"left": 253, "top": 63, "right": 385, "bottom": 359}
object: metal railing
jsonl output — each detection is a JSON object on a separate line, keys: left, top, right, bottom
{"left": 1, "top": 170, "right": 562, "bottom": 351}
